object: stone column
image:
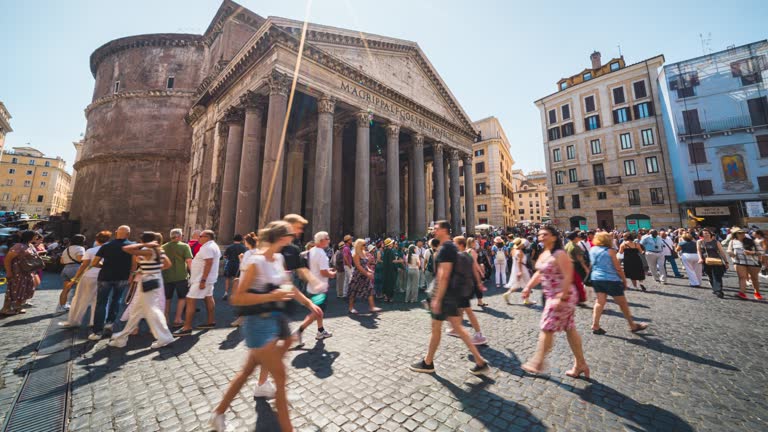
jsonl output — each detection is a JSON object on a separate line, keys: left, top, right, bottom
{"left": 385, "top": 123, "right": 401, "bottom": 237}
{"left": 449, "top": 149, "right": 461, "bottom": 234}
{"left": 411, "top": 134, "right": 426, "bottom": 237}
{"left": 444, "top": 158, "right": 450, "bottom": 223}
{"left": 331, "top": 123, "right": 345, "bottom": 240}
{"left": 217, "top": 107, "right": 244, "bottom": 243}
{"left": 259, "top": 71, "right": 290, "bottom": 226}
{"left": 432, "top": 142, "right": 446, "bottom": 221}
{"left": 354, "top": 111, "right": 370, "bottom": 237}
{"left": 463, "top": 153, "right": 475, "bottom": 236}
{"left": 283, "top": 137, "right": 305, "bottom": 215}
{"left": 311, "top": 96, "right": 335, "bottom": 234}
{"left": 234, "top": 92, "right": 265, "bottom": 236}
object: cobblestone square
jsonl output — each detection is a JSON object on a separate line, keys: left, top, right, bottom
{"left": 1, "top": 270, "right": 766, "bottom": 431}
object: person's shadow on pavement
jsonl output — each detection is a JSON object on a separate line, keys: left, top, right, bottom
{"left": 290, "top": 340, "right": 339, "bottom": 379}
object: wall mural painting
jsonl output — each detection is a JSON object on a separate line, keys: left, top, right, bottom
{"left": 721, "top": 154, "right": 747, "bottom": 183}
{"left": 715, "top": 145, "right": 754, "bottom": 192}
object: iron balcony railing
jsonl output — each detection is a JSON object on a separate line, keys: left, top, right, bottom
{"left": 678, "top": 114, "right": 761, "bottom": 136}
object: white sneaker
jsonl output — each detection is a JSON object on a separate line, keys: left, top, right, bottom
{"left": 87, "top": 333, "right": 102, "bottom": 341}
{"left": 54, "top": 304, "right": 67, "bottom": 315}
{"left": 151, "top": 339, "right": 174, "bottom": 349}
{"left": 471, "top": 333, "right": 488, "bottom": 345}
{"left": 208, "top": 412, "right": 225, "bottom": 432}
{"left": 446, "top": 328, "right": 459, "bottom": 337}
{"left": 107, "top": 337, "right": 127, "bottom": 348}
{"left": 64, "top": 303, "right": 71, "bottom": 310}
{"left": 316, "top": 329, "right": 333, "bottom": 340}
{"left": 253, "top": 380, "right": 276, "bottom": 399}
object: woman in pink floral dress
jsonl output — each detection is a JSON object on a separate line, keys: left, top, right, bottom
{"left": 521, "top": 226, "right": 589, "bottom": 379}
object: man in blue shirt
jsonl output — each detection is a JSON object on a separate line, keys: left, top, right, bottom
{"left": 640, "top": 230, "right": 665, "bottom": 284}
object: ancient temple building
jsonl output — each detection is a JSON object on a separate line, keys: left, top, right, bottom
{"left": 70, "top": 0, "right": 478, "bottom": 242}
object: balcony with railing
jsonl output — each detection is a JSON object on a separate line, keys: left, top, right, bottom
{"left": 576, "top": 175, "right": 619, "bottom": 187}
{"left": 678, "top": 114, "right": 761, "bottom": 137}
{"left": 606, "top": 176, "right": 622, "bottom": 185}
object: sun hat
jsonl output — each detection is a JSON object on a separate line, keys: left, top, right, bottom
{"left": 384, "top": 238, "right": 394, "bottom": 247}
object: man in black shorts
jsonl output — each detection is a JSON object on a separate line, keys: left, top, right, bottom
{"left": 410, "top": 220, "right": 489, "bottom": 375}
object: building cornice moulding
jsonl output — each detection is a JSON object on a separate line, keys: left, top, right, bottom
{"left": 90, "top": 34, "right": 205, "bottom": 78}
{"left": 85, "top": 90, "right": 196, "bottom": 115}
{"left": 74, "top": 151, "right": 190, "bottom": 171}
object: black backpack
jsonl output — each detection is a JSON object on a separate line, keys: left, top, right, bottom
{"left": 451, "top": 252, "right": 476, "bottom": 299}
{"left": 425, "top": 249, "right": 435, "bottom": 274}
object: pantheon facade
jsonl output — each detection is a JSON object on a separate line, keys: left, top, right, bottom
{"left": 70, "top": 0, "right": 478, "bottom": 242}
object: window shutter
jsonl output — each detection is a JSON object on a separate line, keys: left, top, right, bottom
{"left": 648, "top": 101, "right": 655, "bottom": 116}
{"left": 595, "top": 115, "right": 600, "bottom": 128}
{"left": 626, "top": 107, "right": 633, "bottom": 121}
{"left": 584, "top": 118, "right": 589, "bottom": 130}
{"left": 633, "top": 105, "right": 640, "bottom": 119}
{"left": 613, "top": 110, "right": 619, "bottom": 124}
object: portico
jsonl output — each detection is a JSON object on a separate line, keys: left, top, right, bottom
{"left": 184, "top": 11, "right": 477, "bottom": 242}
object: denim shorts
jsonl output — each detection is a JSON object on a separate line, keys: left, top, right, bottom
{"left": 592, "top": 279, "right": 625, "bottom": 297}
{"left": 61, "top": 263, "right": 80, "bottom": 281}
{"left": 241, "top": 313, "right": 291, "bottom": 349}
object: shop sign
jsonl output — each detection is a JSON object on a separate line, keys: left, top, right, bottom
{"left": 695, "top": 206, "right": 730, "bottom": 216}
{"left": 746, "top": 201, "right": 765, "bottom": 217}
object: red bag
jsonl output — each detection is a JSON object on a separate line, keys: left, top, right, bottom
{"left": 572, "top": 271, "right": 587, "bottom": 303}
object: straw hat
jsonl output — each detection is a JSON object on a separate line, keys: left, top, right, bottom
{"left": 384, "top": 238, "right": 394, "bottom": 247}
{"left": 343, "top": 235, "right": 353, "bottom": 242}
{"left": 730, "top": 226, "right": 744, "bottom": 234}
{"left": 494, "top": 236, "right": 503, "bottom": 243}
{"left": 513, "top": 238, "right": 524, "bottom": 248}
{"left": 367, "top": 244, "right": 376, "bottom": 252}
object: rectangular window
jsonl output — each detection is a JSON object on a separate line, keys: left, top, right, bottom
{"left": 561, "top": 104, "right": 571, "bottom": 120}
{"left": 36, "top": 195, "right": 44, "bottom": 203}
{"left": 597, "top": 191, "right": 607, "bottom": 200}
{"left": 694, "top": 180, "right": 714, "bottom": 196}
{"left": 557, "top": 196, "right": 565, "bottom": 209}
{"left": 758, "top": 176, "right": 768, "bottom": 192}
{"left": 1, "top": 193, "right": 9, "bottom": 201}
{"left": 477, "top": 204, "right": 487, "bottom": 212}
{"left": 628, "top": 189, "right": 641, "bottom": 206}
{"left": 585, "top": 96, "right": 596, "bottom": 113}
{"left": 474, "top": 149, "right": 484, "bottom": 157}
{"left": 645, "top": 156, "right": 659, "bottom": 173}
{"left": 669, "top": 72, "right": 699, "bottom": 98}
{"left": 548, "top": 109, "right": 557, "bottom": 125}
{"left": 624, "top": 160, "right": 637, "bottom": 176}
{"left": 42, "top": 171, "right": 48, "bottom": 177}
{"left": 590, "top": 139, "right": 601, "bottom": 154}
{"left": 44, "top": 161, "right": 51, "bottom": 167}
{"left": 620, "top": 133, "right": 632, "bottom": 149}
{"left": 568, "top": 168, "right": 578, "bottom": 183}
{"left": 650, "top": 187, "right": 664, "bottom": 204}
{"left": 612, "top": 87, "right": 625, "bottom": 104}
{"left": 613, "top": 108, "right": 631, "bottom": 124}
{"left": 585, "top": 115, "right": 600, "bottom": 131}
{"left": 561, "top": 122, "right": 574, "bottom": 138}
{"left": 548, "top": 127, "right": 561, "bottom": 141}
{"left": 166, "top": 76, "right": 175, "bottom": 89}
{"left": 583, "top": 72, "right": 592, "bottom": 81}
{"left": 566, "top": 145, "right": 575, "bottom": 160}
{"left": 633, "top": 80, "right": 648, "bottom": 99}
{"left": 688, "top": 142, "right": 707, "bottom": 164}
{"left": 518, "top": 208, "right": 525, "bottom": 215}
{"left": 552, "top": 148, "right": 561, "bottom": 162}
{"left": 610, "top": 62, "right": 620, "bottom": 71}
{"left": 731, "top": 57, "right": 767, "bottom": 86}
{"left": 40, "top": 181, "right": 46, "bottom": 187}
{"left": 23, "top": 180, "right": 31, "bottom": 187}
{"left": 476, "top": 182, "right": 487, "bottom": 195}
{"left": 593, "top": 164, "right": 605, "bottom": 185}
{"left": 459, "top": 166, "right": 464, "bottom": 177}
{"left": 747, "top": 96, "right": 768, "bottom": 126}
{"left": 634, "top": 102, "right": 654, "bottom": 119}
{"left": 560, "top": 82, "right": 568, "bottom": 90}
{"left": 113, "top": 81, "right": 120, "bottom": 94}
{"left": 758, "top": 136, "right": 768, "bottom": 158}
{"left": 459, "top": 185, "right": 464, "bottom": 197}
{"left": 475, "top": 162, "right": 485, "bottom": 174}
{"left": 28, "top": 160, "right": 35, "bottom": 165}
{"left": 8, "top": 168, "right": 14, "bottom": 174}
{"left": 11, "top": 158, "right": 17, "bottom": 164}
{"left": 641, "top": 129, "right": 654, "bottom": 146}
{"left": 26, "top": 170, "right": 32, "bottom": 175}
{"left": 5, "top": 179, "right": 13, "bottom": 186}
{"left": 682, "top": 109, "right": 702, "bottom": 134}
{"left": 572, "top": 194, "right": 580, "bottom": 209}
{"left": 555, "top": 171, "right": 564, "bottom": 185}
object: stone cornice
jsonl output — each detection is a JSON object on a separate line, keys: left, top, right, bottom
{"left": 194, "top": 22, "right": 476, "bottom": 143}
{"left": 74, "top": 151, "right": 189, "bottom": 170}
{"left": 90, "top": 34, "right": 204, "bottom": 78}
{"left": 86, "top": 90, "right": 195, "bottom": 116}
{"left": 202, "top": 1, "right": 265, "bottom": 47}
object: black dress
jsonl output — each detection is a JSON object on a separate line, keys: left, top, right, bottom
{"left": 622, "top": 247, "right": 646, "bottom": 281}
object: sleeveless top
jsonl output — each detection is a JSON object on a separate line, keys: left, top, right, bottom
{"left": 138, "top": 248, "right": 165, "bottom": 281}
{"left": 589, "top": 246, "right": 622, "bottom": 282}
{"left": 699, "top": 240, "right": 723, "bottom": 262}
{"left": 245, "top": 253, "right": 286, "bottom": 293}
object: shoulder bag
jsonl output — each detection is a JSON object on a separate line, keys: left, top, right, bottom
{"left": 140, "top": 248, "right": 163, "bottom": 292}
{"left": 19, "top": 247, "right": 45, "bottom": 273}
{"left": 702, "top": 242, "right": 724, "bottom": 266}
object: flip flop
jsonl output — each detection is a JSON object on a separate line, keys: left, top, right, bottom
{"left": 592, "top": 328, "right": 607, "bottom": 335}
{"left": 631, "top": 323, "right": 648, "bottom": 333}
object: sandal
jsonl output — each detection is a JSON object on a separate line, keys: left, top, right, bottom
{"left": 565, "top": 366, "right": 590, "bottom": 380}
{"left": 592, "top": 328, "right": 607, "bottom": 335}
{"left": 349, "top": 309, "right": 359, "bottom": 315}
{"left": 631, "top": 323, "right": 648, "bottom": 333}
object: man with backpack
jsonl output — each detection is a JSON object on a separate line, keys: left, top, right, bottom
{"left": 423, "top": 238, "right": 439, "bottom": 294}
{"left": 410, "top": 220, "right": 489, "bottom": 375}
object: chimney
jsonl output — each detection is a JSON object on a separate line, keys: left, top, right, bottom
{"left": 590, "top": 51, "right": 602, "bottom": 69}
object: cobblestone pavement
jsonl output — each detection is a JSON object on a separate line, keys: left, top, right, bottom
{"left": 2, "top": 268, "right": 767, "bottom": 431}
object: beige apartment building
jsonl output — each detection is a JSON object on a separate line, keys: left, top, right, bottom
{"left": 515, "top": 170, "right": 550, "bottom": 224}
{"left": 0, "top": 147, "right": 71, "bottom": 217}
{"left": 535, "top": 52, "right": 679, "bottom": 231}
{"left": 0, "top": 102, "right": 11, "bottom": 155}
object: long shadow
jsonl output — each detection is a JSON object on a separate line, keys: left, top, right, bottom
{"left": 549, "top": 376, "right": 695, "bottom": 431}
{"left": 638, "top": 290, "right": 696, "bottom": 300}
{"left": 290, "top": 340, "right": 339, "bottom": 379}
{"left": 476, "top": 305, "right": 513, "bottom": 320}
{"left": 431, "top": 374, "right": 544, "bottom": 431}
{"left": 347, "top": 312, "right": 380, "bottom": 329}
{"left": 475, "top": 346, "right": 524, "bottom": 377}
{"left": 600, "top": 309, "right": 651, "bottom": 323}
{"left": 1, "top": 312, "right": 57, "bottom": 327}
{"left": 607, "top": 299, "right": 650, "bottom": 309}
{"left": 604, "top": 334, "right": 739, "bottom": 371}
{"left": 253, "top": 398, "right": 281, "bottom": 431}
{"left": 219, "top": 327, "right": 243, "bottom": 350}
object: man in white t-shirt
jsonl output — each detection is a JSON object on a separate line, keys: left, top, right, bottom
{"left": 175, "top": 229, "right": 221, "bottom": 336}
{"left": 294, "top": 231, "right": 337, "bottom": 346}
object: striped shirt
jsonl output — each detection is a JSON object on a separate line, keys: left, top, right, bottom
{"left": 138, "top": 248, "right": 166, "bottom": 276}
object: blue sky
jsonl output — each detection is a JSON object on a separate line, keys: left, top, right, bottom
{"left": 1, "top": 0, "right": 766, "bottom": 174}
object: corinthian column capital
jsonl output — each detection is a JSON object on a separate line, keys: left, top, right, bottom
{"left": 433, "top": 141, "right": 444, "bottom": 154}
{"left": 448, "top": 149, "right": 460, "bottom": 161}
{"left": 240, "top": 91, "right": 267, "bottom": 111}
{"left": 385, "top": 123, "right": 400, "bottom": 139}
{"left": 461, "top": 153, "right": 473, "bottom": 164}
{"left": 223, "top": 106, "right": 244, "bottom": 123}
{"left": 317, "top": 96, "right": 336, "bottom": 114}
{"left": 413, "top": 133, "right": 424, "bottom": 147}
{"left": 356, "top": 111, "right": 371, "bottom": 129}
{"left": 267, "top": 71, "right": 290, "bottom": 97}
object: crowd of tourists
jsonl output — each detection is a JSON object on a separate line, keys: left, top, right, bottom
{"left": 0, "top": 213, "right": 765, "bottom": 431}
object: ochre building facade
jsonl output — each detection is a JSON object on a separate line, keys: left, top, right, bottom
{"left": 70, "top": 0, "right": 478, "bottom": 241}
{"left": 0, "top": 147, "right": 71, "bottom": 216}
